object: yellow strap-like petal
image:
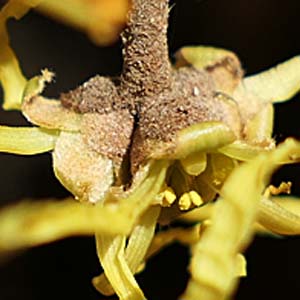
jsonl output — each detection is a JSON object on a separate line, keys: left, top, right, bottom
{"left": 258, "top": 196, "right": 300, "bottom": 235}
{"left": 94, "top": 234, "right": 145, "bottom": 300}
{"left": 183, "top": 138, "right": 300, "bottom": 300}
{"left": 0, "top": 198, "right": 132, "bottom": 252}
{"left": 178, "top": 203, "right": 279, "bottom": 237}
{"left": 0, "top": 1, "right": 28, "bottom": 110}
{"left": 238, "top": 56, "right": 300, "bottom": 103}
{"left": 219, "top": 140, "right": 274, "bottom": 161}
{"left": 91, "top": 161, "right": 169, "bottom": 299}
{"left": 0, "top": 125, "right": 58, "bottom": 154}
{"left": 93, "top": 206, "right": 160, "bottom": 296}
{"left": 152, "top": 122, "right": 236, "bottom": 159}
{"left": 0, "top": 1, "right": 42, "bottom": 109}
{"left": 175, "top": 122, "right": 236, "bottom": 159}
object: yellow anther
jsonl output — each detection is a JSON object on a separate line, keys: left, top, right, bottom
{"left": 179, "top": 192, "right": 192, "bottom": 211}
{"left": 189, "top": 190, "right": 203, "bottom": 207}
{"left": 162, "top": 187, "right": 176, "bottom": 207}
{"left": 179, "top": 191, "right": 204, "bottom": 210}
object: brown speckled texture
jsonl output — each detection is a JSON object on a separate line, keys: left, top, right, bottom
{"left": 129, "top": 67, "right": 242, "bottom": 171}
{"left": 81, "top": 110, "right": 134, "bottom": 164}
{"left": 60, "top": 0, "right": 243, "bottom": 175}
{"left": 120, "top": 0, "right": 171, "bottom": 98}
{"left": 138, "top": 68, "right": 219, "bottom": 142}
{"left": 60, "top": 76, "right": 132, "bottom": 113}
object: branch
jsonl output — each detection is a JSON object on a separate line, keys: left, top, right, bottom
{"left": 120, "top": 0, "right": 172, "bottom": 98}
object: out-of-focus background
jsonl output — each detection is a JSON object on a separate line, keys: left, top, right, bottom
{"left": 1, "top": 0, "right": 300, "bottom": 299}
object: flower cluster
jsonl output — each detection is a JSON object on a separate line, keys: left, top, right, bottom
{"left": 1, "top": 1, "right": 300, "bottom": 300}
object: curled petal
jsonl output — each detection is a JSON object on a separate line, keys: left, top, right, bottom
{"left": 152, "top": 122, "right": 236, "bottom": 159}
{"left": 93, "top": 206, "right": 160, "bottom": 296}
{"left": 0, "top": 1, "right": 29, "bottom": 110}
{"left": 0, "top": 42, "right": 26, "bottom": 110}
{"left": 0, "top": 1, "right": 42, "bottom": 109}
{"left": 232, "top": 57, "right": 300, "bottom": 142}
{"left": 94, "top": 234, "right": 145, "bottom": 300}
{"left": 0, "top": 198, "right": 132, "bottom": 252}
{"left": 183, "top": 138, "right": 300, "bottom": 300}
{"left": 219, "top": 140, "right": 275, "bottom": 161}
{"left": 237, "top": 56, "right": 300, "bottom": 103}
{"left": 124, "top": 206, "right": 160, "bottom": 271}
{"left": 177, "top": 202, "right": 288, "bottom": 238}
{"left": 0, "top": 126, "right": 58, "bottom": 154}
{"left": 53, "top": 132, "right": 114, "bottom": 203}
{"left": 174, "top": 122, "right": 236, "bottom": 159}
{"left": 258, "top": 197, "right": 300, "bottom": 235}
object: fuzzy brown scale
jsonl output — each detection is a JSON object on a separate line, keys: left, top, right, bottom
{"left": 81, "top": 111, "right": 134, "bottom": 163}
{"left": 60, "top": 0, "right": 243, "bottom": 176}
{"left": 60, "top": 76, "right": 131, "bottom": 113}
{"left": 139, "top": 68, "right": 218, "bottom": 142}
{"left": 130, "top": 67, "right": 243, "bottom": 172}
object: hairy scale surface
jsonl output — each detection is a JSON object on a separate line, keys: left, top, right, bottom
{"left": 60, "top": 0, "right": 243, "bottom": 174}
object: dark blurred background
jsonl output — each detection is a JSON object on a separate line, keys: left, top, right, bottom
{"left": 1, "top": 0, "right": 300, "bottom": 299}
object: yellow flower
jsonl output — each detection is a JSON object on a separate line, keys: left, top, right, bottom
{"left": 2, "top": 2, "right": 300, "bottom": 300}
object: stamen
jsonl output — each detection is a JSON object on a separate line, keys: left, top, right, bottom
{"left": 179, "top": 191, "right": 203, "bottom": 211}
{"left": 190, "top": 191, "right": 204, "bottom": 207}
{"left": 162, "top": 186, "right": 177, "bottom": 207}
{"left": 179, "top": 193, "right": 192, "bottom": 211}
